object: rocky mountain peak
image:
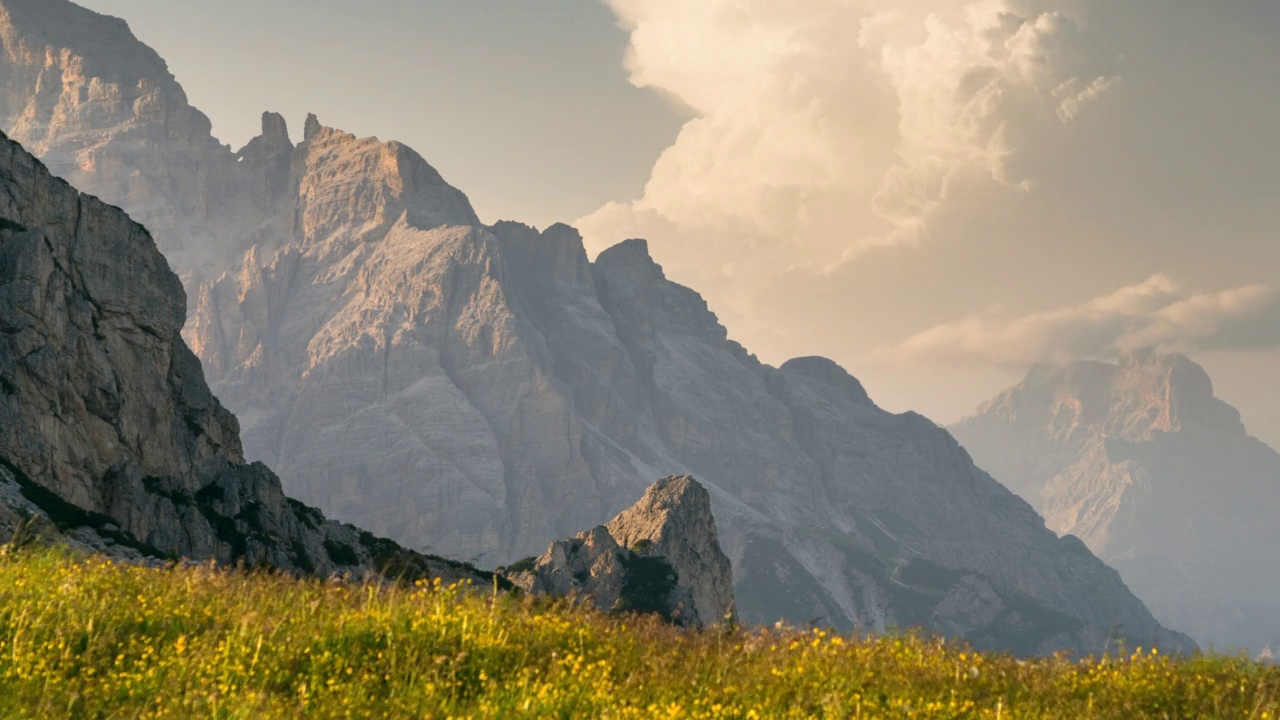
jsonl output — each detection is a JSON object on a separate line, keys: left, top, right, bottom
{"left": 0, "top": 0, "right": 192, "bottom": 141}
{"left": 492, "top": 220, "right": 593, "bottom": 292}
{"left": 304, "top": 112, "right": 322, "bottom": 142}
{"left": 1111, "top": 351, "right": 1237, "bottom": 436}
{"left": 963, "top": 353, "right": 1243, "bottom": 449}
{"left": 607, "top": 476, "right": 737, "bottom": 625}
{"left": 260, "top": 111, "right": 290, "bottom": 141}
{"left": 0, "top": 129, "right": 495, "bottom": 586}
{"left": 294, "top": 118, "right": 480, "bottom": 248}
{"left": 595, "top": 238, "right": 663, "bottom": 281}
{"left": 0, "top": 0, "right": 236, "bottom": 284}
{"left": 779, "top": 357, "right": 875, "bottom": 408}
{"left": 510, "top": 476, "right": 736, "bottom": 627}
{"left": 953, "top": 353, "right": 1280, "bottom": 653}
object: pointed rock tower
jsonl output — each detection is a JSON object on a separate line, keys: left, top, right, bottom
{"left": 510, "top": 476, "right": 736, "bottom": 627}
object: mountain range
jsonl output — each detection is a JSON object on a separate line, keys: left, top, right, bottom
{"left": 953, "top": 352, "right": 1280, "bottom": 654}
{"left": 0, "top": 124, "right": 495, "bottom": 586}
{"left": 0, "top": 0, "right": 1199, "bottom": 655}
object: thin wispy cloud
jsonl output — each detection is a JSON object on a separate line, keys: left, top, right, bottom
{"left": 878, "top": 276, "right": 1280, "bottom": 369}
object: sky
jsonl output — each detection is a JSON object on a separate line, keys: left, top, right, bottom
{"left": 78, "top": 0, "right": 1280, "bottom": 448}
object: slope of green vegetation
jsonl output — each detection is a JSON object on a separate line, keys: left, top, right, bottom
{"left": 0, "top": 544, "right": 1276, "bottom": 719}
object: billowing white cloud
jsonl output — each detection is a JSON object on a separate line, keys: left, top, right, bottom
{"left": 880, "top": 276, "right": 1280, "bottom": 368}
{"left": 867, "top": 5, "right": 1118, "bottom": 246}
{"left": 581, "top": 0, "right": 1118, "bottom": 271}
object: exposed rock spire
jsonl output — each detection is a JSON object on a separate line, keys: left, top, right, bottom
{"left": 510, "top": 476, "right": 736, "bottom": 627}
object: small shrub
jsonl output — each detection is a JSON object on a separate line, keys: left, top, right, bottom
{"left": 323, "top": 538, "right": 361, "bottom": 566}
{"left": 291, "top": 540, "right": 316, "bottom": 575}
{"left": 194, "top": 484, "right": 225, "bottom": 505}
{"left": 287, "top": 498, "right": 322, "bottom": 530}
{"left": 615, "top": 551, "right": 678, "bottom": 619}
{"left": 503, "top": 556, "right": 538, "bottom": 574}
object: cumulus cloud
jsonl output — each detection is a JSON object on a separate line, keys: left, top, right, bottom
{"left": 880, "top": 276, "right": 1280, "bottom": 369}
{"left": 580, "top": 0, "right": 1119, "bottom": 271}
{"left": 866, "top": 4, "right": 1118, "bottom": 241}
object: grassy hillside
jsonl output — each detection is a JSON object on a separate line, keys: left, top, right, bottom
{"left": 0, "top": 545, "right": 1275, "bottom": 719}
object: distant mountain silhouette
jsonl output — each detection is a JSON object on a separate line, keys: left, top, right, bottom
{"left": 954, "top": 352, "right": 1280, "bottom": 653}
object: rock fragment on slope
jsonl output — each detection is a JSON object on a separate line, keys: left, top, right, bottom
{"left": 509, "top": 476, "right": 736, "bottom": 627}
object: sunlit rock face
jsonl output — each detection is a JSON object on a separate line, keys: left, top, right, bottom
{"left": 0, "top": 0, "right": 1197, "bottom": 655}
{"left": 510, "top": 476, "right": 736, "bottom": 628}
{"left": 0, "top": 129, "right": 490, "bottom": 585}
{"left": 954, "top": 352, "right": 1280, "bottom": 654}
{"left": 0, "top": 0, "right": 247, "bottom": 291}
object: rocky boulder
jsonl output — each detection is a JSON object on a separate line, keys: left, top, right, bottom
{"left": 510, "top": 476, "right": 735, "bottom": 627}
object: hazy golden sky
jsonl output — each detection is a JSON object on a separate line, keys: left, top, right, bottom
{"left": 78, "top": 0, "right": 1280, "bottom": 447}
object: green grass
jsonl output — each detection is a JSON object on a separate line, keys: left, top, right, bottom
{"left": 0, "top": 544, "right": 1277, "bottom": 719}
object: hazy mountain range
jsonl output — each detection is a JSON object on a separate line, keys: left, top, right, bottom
{"left": 0, "top": 0, "right": 1215, "bottom": 655}
{"left": 953, "top": 352, "right": 1280, "bottom": 654}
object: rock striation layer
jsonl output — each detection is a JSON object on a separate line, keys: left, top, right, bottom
{"left": 0, "top": 128, "right": 493, "bottom": 586}
{"left": 511, "top": 476, "right": 735, "bottom": 627}
{"left": 953, "top": 353, "right": 1280, "bottom": 653}
{"left": 0, "top": 0, "right": 1196, "bottom": 655}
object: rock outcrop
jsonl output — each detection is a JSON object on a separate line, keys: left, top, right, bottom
{"left": 511, "top": 476, "right": 735, "bottom": 627}
{"left": 0, "top": 0, "right": 1196, "bottom": 656}
{"left": 953, "top": 353, "right": 1280, "bottom": 653}
{"left": 0, "top": 128, "right": 493, "bottom": 586}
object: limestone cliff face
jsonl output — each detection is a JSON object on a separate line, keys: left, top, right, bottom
{"left": 0, "top": 129, "right": 493, "bottom": 586}
{"left": 0, "top": 0, "right": 1196, "bottom": 655}
{"left": 512, "top": 476, "right": 735, "bottom": 628}
{"left": 953, "top": 353, "right": 1280, "bottom": 653}
{"left": 0, "top": 0, "right": 243, "bottom": 289}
